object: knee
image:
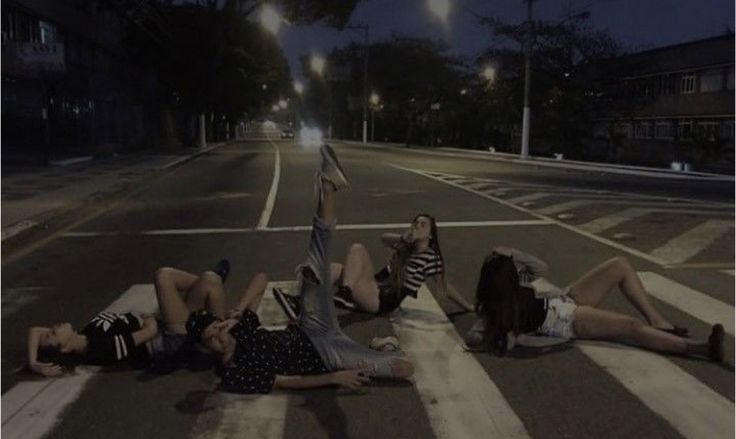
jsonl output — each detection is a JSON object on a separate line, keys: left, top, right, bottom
{"left": 390, "top": 358, "right": 415, "bottom": 380}
{"left": 252, "top": 272, "right": 269, "bottom": 286}
{"left": 200, "top": 271, "right": 223, "bottom": 287}
{"left": 609, "top": 256, "right": 633, "bottom": 274}
{"left": 349, "top": 242, "right": 367, "bottom": 255}
{"left": 154, "top": 267, "right": 174, "bottom": 285}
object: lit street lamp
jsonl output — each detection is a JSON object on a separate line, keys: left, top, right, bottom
{"left": 428, "top": 0, "right": 450, "bottom": 22}
{"left": 481, "top": 65, "right": 496, "bottom": 83}
{"left": 260, "top": 5, "right": 282, "bottom": 35}
{"left": 278, "top": 99, "right": 288, "bottom": 109}
{"left": 369, "top": 92, "right": 380, "bottom": 142}
{"left": 310, "top": 55, "right": 326, "bottom": 76}
{"left": 293, "top": 81, "right": 304, "bottom": 95}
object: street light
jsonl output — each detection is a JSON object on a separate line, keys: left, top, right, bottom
{"left": 310, "top": 55, "right": 326, "bottom": 76}
{"left": 369, "top": 92, "right": 380, "bottom": 142}
{"left": 260, "top": 5, "right": 281, "bottom": 35}
{"left": 481, "top": 65, "right": 496, "bottom": 83}
{"left": 344, "top": 24, "right": 370, "bottom": 145}
{"left": 293, "top": 81, "right": 304, "bottom": 95}
{"left": 428, "top": 0, "right": 450, "bottom": 22}
{"left": 278, "top": 99, "right": 288, "bottom": 109}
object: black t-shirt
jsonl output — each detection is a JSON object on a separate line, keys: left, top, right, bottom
{"left": 81, "top": 312, "right": 150, "bottom": 367}
{"left": 220, "top": 310, "right": 328, "bottom": 394}
{"left": 518, "top": 287, "right": 547, "bottom": 332}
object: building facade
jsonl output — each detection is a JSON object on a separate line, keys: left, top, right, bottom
{"left": 2, "top": 0, "right": 164, "bottom": 163}
{"left": 589, "top": 34, "right": 734, "bottom": 171}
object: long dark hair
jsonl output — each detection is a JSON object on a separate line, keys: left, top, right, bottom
{"left": 475, "top": 253, "right": 531, "bottom": 356}
{"left": 390, "top": 213, "right": 446, "bottom": 290}
{"left": 36, "top": 344, "right": 82, "bottom": 373}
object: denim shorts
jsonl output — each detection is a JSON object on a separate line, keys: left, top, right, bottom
{"left": 150, "top": 324, "right": 188, "bottom": 362}
{"left": 536, "top": 295, "right": 577, "bottom": 340}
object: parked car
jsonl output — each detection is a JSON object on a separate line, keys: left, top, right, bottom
{"left": 280, "top": 129, "right": 295, "bottom": 139}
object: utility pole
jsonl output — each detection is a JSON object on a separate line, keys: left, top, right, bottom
{"left": 346, "top": 24, "right": 370, "bottom": 144}
{"left": 520, "top": 0, "right": 533, "bottom": 159}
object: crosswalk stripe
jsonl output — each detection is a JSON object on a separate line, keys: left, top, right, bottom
{"left": 578, "top": 341, "right": 734, "bottom": 439}
{"left": 190, "top": 282, "right": 292, "bottom": 439}
{"left": 637, "top": 272, "right": 734, "bottom": 335}
{"left": 536, "top": 200, "right": 592, "bottom": 215}
{"left": 721, "top": 270, "right": 735, "bottom": 276}
{"left": 506, "top": 192, "right": 553, "bottom": 204}
{"left": 390, "top": 285, "right": 530, "bottom": 438}
{"left": 2, "top": 285, "right": 157, "bottom": 439}
{"left": 578, "top": 207, "right": 652, "bottom": 234}
{"left": 650, "top": 220, "right": 733, "bottom": 264}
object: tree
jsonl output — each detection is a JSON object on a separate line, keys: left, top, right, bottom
{"left": 476, "top": 11, "right": 626, "bottom": 158}
{"left": 119, "top": 0, "right": 359, "bottom": 145}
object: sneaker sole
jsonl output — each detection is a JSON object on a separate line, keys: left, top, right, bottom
{"left": 272, "top": 288, "right": 298, "bottom": 321}
{"left": 333, "top": 295, "right": 357, "bottom": 310}
{"left": 321, "top": 144, "right": 350, "bottom": 188}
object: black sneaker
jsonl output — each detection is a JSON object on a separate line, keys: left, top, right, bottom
{"left": 211, "top": 259, "right": 230, "bottom": 283}
{"left": 709, "top": 323, "right": 724, "bottom": 362}
{"left": 333, "top": 285, "right": 357, "bottom": 310}
{"left": 272, "top": 287, "right": 300, "bottom": 321}
{"left": 319, "top": 144, "right": 350, "bottom": 191}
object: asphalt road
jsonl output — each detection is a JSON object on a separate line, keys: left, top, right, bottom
{"left": 2, "top": 132, "right": 733, "bottom": 439}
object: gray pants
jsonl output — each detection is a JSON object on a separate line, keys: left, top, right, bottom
{"left": 298, "top": 216, "right": 403, "bottom": 378}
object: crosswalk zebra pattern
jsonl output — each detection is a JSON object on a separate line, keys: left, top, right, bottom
{"left": 418, "top": 170, "right": 734, "bottom": 268}
{"left": 2, "top": 272, "right": 732, "bottom": 439}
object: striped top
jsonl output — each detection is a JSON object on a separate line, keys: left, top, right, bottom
{"left": 81, "top": 312, "right": 149, "bottom": 365}
{"left": 389, "top": 249, "right": 444, "bottom": 298}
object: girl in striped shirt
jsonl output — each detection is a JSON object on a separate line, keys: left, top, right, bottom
{"left": 333, "top": 214, "right": 474, "bottom": 314}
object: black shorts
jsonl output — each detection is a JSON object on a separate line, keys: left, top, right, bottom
{"left": 375, "top": 268, "right": 405, "bottom": 314}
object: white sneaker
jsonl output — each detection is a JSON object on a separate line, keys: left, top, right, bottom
{"left": 319, "top": 144, "right": 349, "bottom": 191}
{"left": 369, "top": 336, "right": 400, "bottom": 352}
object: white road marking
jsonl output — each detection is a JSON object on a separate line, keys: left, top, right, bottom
{"left": 390, "top": 285, "right": 530, "bottom": 438}
{"left": 578, "top": 207, "right": 652, "bottom": 234}
{"left": 650, "top": 220, "right": 733, "bottom": 265}
{"left": 61, "top": 220, "right": 554, "bottom": 237}
{"left": 391, "top": 165, "right": 714, "bottom": 268}
{"left": 190, "top": 282, "right": 292, "bottom": 439}
{"left": 256, "top": 140, "right": 281, "bottom": 229}
{"left": 578, "top": 341, "right": 734, "bottom": 439}
{"left": 2, "top": 285, "right": 159, "bottom": 439}
{"left": 2, "top": 220, "right": 38, "bottom": 241}
{"left": 1, "top": 287, "right": 47, "bottom": 319}
{"left": 720, "top": 270, "right": 734, "bottom": 276}
{"left": 536, "top": 199, "right": 593, "bottom": 215}
{"left": 506, "top": 192, "right": 553, "bottom": 204}
{"left": 637, "top": 272, "right": 734, "bottom": 335}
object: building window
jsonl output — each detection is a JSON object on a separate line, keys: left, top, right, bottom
{"left": 720, "top": 120, "right": 734, "bottom": 140}
{"left": 659, "top": 74, "right": 677, "bottom": 95}
{"left": 39, "top": 20, "right": 56, "bottom": 44}
{"left": 654, "top": 121, "right": 674, "bottom": 140}
{"left": 699, "top": 68, "right": 723, "bottom": 92}
{"left": 697, "top": 122, "right": 719, "bottom": 141}
{"left": 677, "top": 121, "right": 693, "bottom": 139}
{"left": 614, "top": 122, "right": 632, "bottom": 139}
{"left": 681, "top": 72, "right": 695, "bottom": 94}
{"left": 634, "top": 121, "right": 652, "bottom": 139}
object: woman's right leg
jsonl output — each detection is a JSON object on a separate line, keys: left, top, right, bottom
{"left": 572, "top": 306, "right": 709, "bottom": 357}
{"left": 340, "top": 243, "right": 381, "bottom": 313}
{"left": 567, "top": 257, "right": 675, "bottom": 330}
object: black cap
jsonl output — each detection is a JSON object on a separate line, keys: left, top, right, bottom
{"left": 186, "top": 309, "right": 218, "bottom": 342}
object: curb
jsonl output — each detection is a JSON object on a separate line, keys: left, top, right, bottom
{"left": 339, "top": 140, "right": 734, "bottom": 182}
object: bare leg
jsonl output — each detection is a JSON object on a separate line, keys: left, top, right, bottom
{"left": 233, "top": 272, "right": 269, "bottom": 313}
{"left": 341, "top": 243, "right": 381, "bottom": 313}
{"left": 154, "top": 267, "right": 226, "bottom": 334}
{"left": 572, "top": 306, "right": 709, "bottom": 357}
{"left": 567, "top": 257, "right": 674, "bottom": 330}
{"left": 329, "top": 263, "right": 344, "bottom": 286}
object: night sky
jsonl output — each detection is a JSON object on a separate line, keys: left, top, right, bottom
{"left": 277, "top": 0, "right": 735, "bottom": 81}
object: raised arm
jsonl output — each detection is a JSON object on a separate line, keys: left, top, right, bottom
{"left": 493, "top": 247, "right": 548, "bottom": 278}
{"left": 274, "top": 370, "right": 370, "bottom": 390}
{"left": 131, "top": 316, "right": 159, "bottom": 347}
{"left": 381, "top": 229, "right": 414, "bottom": 250}
{"left": 27, "top": 326, "right": 62, "bottom": 377}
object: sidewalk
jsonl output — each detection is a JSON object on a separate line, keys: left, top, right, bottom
{"left": 1, "top": 143, "right": 224, "bottom": 241}
{"left": 340, "top": 140, "right": 735, "bottom": 182}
